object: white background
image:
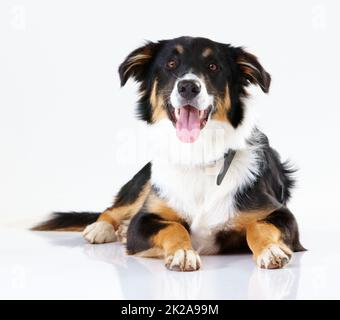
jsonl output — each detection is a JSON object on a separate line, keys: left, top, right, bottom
{"left": 0, "top": 0, "right": 339, "bottom": 241}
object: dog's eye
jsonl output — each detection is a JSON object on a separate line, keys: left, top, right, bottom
{"left": 166, "top": 59, "right": 177, "bottom": 70}
{"left": 208, "top": 63, "right": 218, "bottom": 71}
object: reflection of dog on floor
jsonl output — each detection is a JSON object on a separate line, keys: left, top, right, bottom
{"left": 33, "top": 36, "right": 305, "bottom": 271}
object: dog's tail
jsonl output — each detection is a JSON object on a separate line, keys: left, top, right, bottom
{"left": 31, "top": 212, "right": 100, "bottom": 232}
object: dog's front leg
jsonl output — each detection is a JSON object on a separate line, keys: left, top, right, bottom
{"left": 246, "top": 220, "right": 293, "bottom": 269}
{"left": 126, "top": 209, "right": 201, "bottom": 272}
{"left": 154, "top": 221, "right": 201, "bottom": 271}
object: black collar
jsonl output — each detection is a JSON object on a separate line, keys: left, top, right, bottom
{"left": 216, "top": 149, "right": 236, "bottom": 186}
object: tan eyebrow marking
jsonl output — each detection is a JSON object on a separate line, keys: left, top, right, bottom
{"left": 202, "top": 47, "right": 213, "bottom": 58}
{"left": 175, "top": 44, "right": 184, "bottom": 54}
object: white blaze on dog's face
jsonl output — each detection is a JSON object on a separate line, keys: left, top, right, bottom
{"left": 169, "top": 73, "right": 214, "bottom": 143}
{"left": 119, "top": 36, "right": 271, "bottom": 148}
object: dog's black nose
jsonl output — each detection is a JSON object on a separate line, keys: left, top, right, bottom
{"left": 177, "top": 80, "right": 201, "bottom": 100}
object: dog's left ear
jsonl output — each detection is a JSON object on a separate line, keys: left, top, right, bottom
{"left": 119, "top": 41, "right": 162, "bottom": 86}
{"left": 236, "top": 48, "right": 271, "bottom": 93}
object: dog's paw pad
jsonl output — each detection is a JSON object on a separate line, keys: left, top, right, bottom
{"left": 83, "top": 221, "right": 116, "bottom": 244}
{"left": 165, "top": 249, "right": 201, "bottom": 272}
{"left": 116, "top": 221, "right": 129, "bottom": 244}
{"left": 257, "top": 244, "right": 292, "bottom": 269}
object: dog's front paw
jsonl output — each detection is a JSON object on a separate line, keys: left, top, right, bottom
{"left": 83, "top": 221, "right": 117, "bottom": 244}
{"left": 165, "top": 249, "right": 201, "bottom": 272}
{"left": 256, "top": 244, "right": 292, "bottom": 269}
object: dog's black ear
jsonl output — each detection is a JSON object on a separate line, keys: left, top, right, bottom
{"left": 119, "top": 41, "right": 162, "bottom": 86}
{"left": 235, "top": 48, "right": 271, "bottom": 93}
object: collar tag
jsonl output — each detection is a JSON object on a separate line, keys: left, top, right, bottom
{"left": 216, "top": 150, "right": 236, "bottom": 186}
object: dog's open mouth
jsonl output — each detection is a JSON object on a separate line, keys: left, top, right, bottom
{"left": 168, "top": 105, "right": 212, "bottom": 143}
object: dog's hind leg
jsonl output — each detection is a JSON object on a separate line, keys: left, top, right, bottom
{"left": 83, "top": 163, "right": 151, "bottom": 244}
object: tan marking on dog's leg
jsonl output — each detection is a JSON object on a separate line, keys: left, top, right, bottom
{"left": 98, "top": 182, "right": 151, "bottom": 228}
{"left": 246, "top": 221, "right": 292, "bottom": 269}
{"left": 153, "top": 223, "right": 192, "bottom": 255}
{"left": 145, "top": 193, "right": 184, "bottom": 222}
{"left": 134, "top": 247, "right": 164, "bottom": 258}
{"left": 152, "top": 223, "right": 201, "bottom": 271}
{"left": 143, "top": 194, "right": 200, "bottom": 270}
{"left": 231, "top": 209, "right": 276, "bottom": 231}
{"left": 83, "top": 182, "right": 151, "bottom": 244}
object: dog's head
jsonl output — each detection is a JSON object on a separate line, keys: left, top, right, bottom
{"left": 119, "top": 36, "right": 270, "bottom": 144}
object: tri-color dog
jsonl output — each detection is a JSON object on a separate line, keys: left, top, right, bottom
{"left": 33, "top": 36, "right": 305, "bottom": 271}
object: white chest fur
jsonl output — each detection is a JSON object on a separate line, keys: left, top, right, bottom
{"left": 151, "top": 148, "right": 260, "bottom": 254}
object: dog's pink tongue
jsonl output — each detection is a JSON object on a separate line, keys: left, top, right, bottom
{"left": 176, "top": 106, "right": 200, "bottom": 143}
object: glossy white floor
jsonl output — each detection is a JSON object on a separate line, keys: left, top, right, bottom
{"left": 0, "top": 226, "right": 338, "bottom": 300}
